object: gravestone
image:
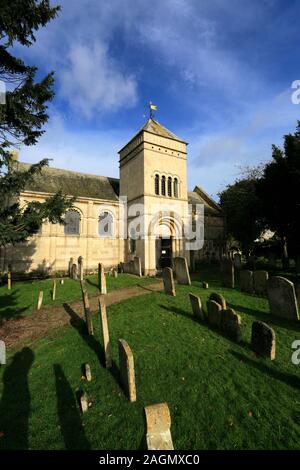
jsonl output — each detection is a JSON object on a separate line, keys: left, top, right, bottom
{"left": 207, "top": 300, "right": 222, "bottom": 329}
{"left": 251, "top": 321, "right": 276, "bottom": 360}
{"left": 99, "top": 297, "right": 112, "bottom": 368}
{"left": 267, "top": 276, "right": 299, "bottom": 320}
{"left": 174, "top": 257, "right": 191, "bottom": 285}
{"left": 240, "top": 270, "right": 254, "bottom": 294}
{"left": 221, "top": 258, "right": 234, "bottom": 288}
{"left": 233, "top": 253, "right": 242, "bottom": 270}
{"left": 118, "top": 339, "right": 136, "bottom": 402}
{"left": 98, "top": 263, "right": 107, "bottom": 294}
{"left": 202, "top": 282, "right": 209, "bottom": 289}
{"left": 37, "top": 291, "right": 43, "bottom": 310}
{"left": 253, "top": 271, "right": 268, "bottom": 296}
{"left": 0, "top": 340, "right": 6, "bottom": 365}
{"left": 84, "top": 363, "right": 92, "bottom": 382}
{"left": 189, "top": 293, "right": 204, "bottom": 320}
{"left": 7, "top": 272, "right": 11, "bottom": 290}
{"left": 144, "top": 403, "right": 174, "bottom": 450}
{"left": 113, "top": 269, "right": 118, "bottom": 278}
{"left": 82, "top": 289, "right": 94, "bottom": 335}
{"left": 71, "top": 263, "right": 78, "bottom": 280}
{"left": 134, "top": 256, "right": 142, "bottom": 277}
{"left": 295, "top": 283, "right": 300, "bottom": 305}
{"left": 68, "top": 257, "right": 74, "bottom": 277}
{"left": 80, "top": 391, "right": 89, "bottom": 413}
{"left": 52, "top": 280, "right": 56, "bottom": 301}
{"left": 209, "top": 292, "right": 226, "bottom": 310}
{"left": 60, "top": 279, "right": 64, "bottom": 285}
{"left": 78, "top": 256, "right": 84, "bottom": 281}
{"left": 221, "top": 308, "right": 242, "bottom": 342}
{"left": 162, "top": 267, "right": 176, "bottom": 296}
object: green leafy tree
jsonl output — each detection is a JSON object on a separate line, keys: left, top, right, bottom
{"left": 219, "top": 171, "right": 264, "bottom": 256}
{"left": 0, "top": 0, "right": 73, "bottom": 250}
{"left": 256, "top": 122, "right": 300, "bottom": 269}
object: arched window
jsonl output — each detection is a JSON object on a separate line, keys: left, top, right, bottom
{"left": 155, "top": 174, "right": 159, "bottom": 195}
{"left": 64, "top": 210, "right": 80, "bottom": 235}
{"left": 174, "top": 178, "right": 178, "bottom": 198}
{"left": 168, "top": 177, "right": 172, "bottom": 197}
{"left": 98, "top": 211, "right": 113, "bottom": 237}
{"left": 161, "top": 176, "right": 166, "bottom": 196}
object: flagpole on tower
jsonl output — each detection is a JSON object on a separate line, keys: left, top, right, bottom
{"left": 149, "top": 101, "right": 157, "bottom": 119}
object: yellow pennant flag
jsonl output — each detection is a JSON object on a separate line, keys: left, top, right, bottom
{"left": 150, "top": 103, "right": 157, "bottom": 110}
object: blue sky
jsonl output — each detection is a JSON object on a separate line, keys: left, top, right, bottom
{"left": 16, "top": 0, "right": 300, "bottom": 199}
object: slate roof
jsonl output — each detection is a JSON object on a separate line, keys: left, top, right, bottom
{"left": 18, "top": 162, "right": 120, "bottom": 201}
{"left": 188, "top": 186, "right": 222, "bottom": 216}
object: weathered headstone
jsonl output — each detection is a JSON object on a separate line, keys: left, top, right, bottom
{"left": 113, "top": 269, "right": 118, "bottom": 278}
{"left": 240, "top": 270, "right": 254, "bottom": 294}
{"left": 162, "top": 267, "right": 176, "bottom": 296}
{"left": 71, "top": 263, "right": 78, "bottom": 281}
{"left": 209, "top": 292, "right": 226, "bottom": 310}
{"left": 267, "top": 276, "right": 299, "bottom": 320}
{"left": 134, "top": 256, "right": 142, "bottom": 277}
{"left": 68, "top": 257, "right": 74, "bottom": 277}
{"left": 174, "top": 257, "right": 191, "bottom": 285}
{"left": 221, "top": 258, "right": 234, "bottom": 288}
{"left": 80, "top": 391, "right": 89, "bottom": 413}
{"left": 7, "top": 271, "right": 11, "bottom": 290}
{"left": 118, "top": 339, "right": 136, "bottom": 402}
{"left": 233, "top": 253, "right": 242, "bottom": 270}
{"left": 253, "top": 270, "right": 268, "bottom": 296}
{"left": 144, "top": 403, "right": 174, "bottom": 450}
{"left": 207, "top": 300, "right": 222, "bottom": 329}
{"left": 37, "top": 291, "right": 43, "bottom": 310}
{"left": 221, "top": 308, "right": 242, "bottom": 342}
{"left": 189, "top": 293, "right": 204, "bottom": 320}
{"left": 52, "top": 280, "right": 56, "bottom": 301}
{"left": 202, "top": 282, "right": 209, "bottom": 289}
{"left": 251, "top": 321, "right": 276, "bottom": 360}
{"left": 60, "top": 279, "right": 64, "bottom": 285}
{"left": 0, "top": 340, "right": 6, "bottom": 365}
{"left": 99, "top": 297, "right": 112, "bottom": 368}
{"left": 82, "top": 289, "right": 94, "bottom": 335}
{"left": 98, "top": 263, "right": 107, "bottom": 294}
{"left": 84, "top": 363, "right": 92, "bottom": 382}
{"left": 78, "top": 256, "right": 84, "bottom": 281}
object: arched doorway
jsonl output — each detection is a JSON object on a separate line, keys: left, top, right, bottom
{"left": 150, "top": 214, "right": 184, "bottom": 271}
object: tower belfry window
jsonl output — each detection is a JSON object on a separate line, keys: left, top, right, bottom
{"left": 174, "top": 178, "right": 178, "bottom": 198}
{"left": 161, "top": 176, "right": 166, "bottom": 196}
{"left": 155, "top": 174, "right": 159, "bottom": 195}
{"left": 168, "top": 177, "right": 172, "bottom": 197}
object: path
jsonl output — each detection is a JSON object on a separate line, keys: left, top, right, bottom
{"left": 0, "top": 280, "right": 163, "bottom": 350}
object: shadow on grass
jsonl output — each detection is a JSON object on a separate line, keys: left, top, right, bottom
{"left": 0, "top": 347, "right": 34, "bottom": 449}
{"left": 228, "top": 302, "right": 300, "bottom": 333}
{"left": 63, "top": 303, "right": 122, "bottom": 391}
{"left": 54, "top": 364, "right": 90, "bottom": 450}
{"left": 229, "top": 350, "right": 300, "bottom": 390}
{"left": 0, "top": 288, "right": 29, "bottom": 325}
{"left": 85, "top": 278, "right": 99, "bottom": 289}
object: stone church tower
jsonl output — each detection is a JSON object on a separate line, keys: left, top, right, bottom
{"left": 119, "top": 119, "right": 190, "bottom": 275}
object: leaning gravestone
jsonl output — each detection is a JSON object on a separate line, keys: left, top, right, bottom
{"left": 174, "top": 257, "right": 191, "bottom": 285}
{"left": 98, "top": 263, "right": 107, "bottom": 294}
{"left": 251, "top": 321, "right": 276, "bottom": 360}
{"left": 221, "top": 258, "right": 234, "bottom": 288}
{"left": 221, "top": 308, "right": 242, "bottom": 342}
{"left": 80, "top": 391, "right": 89, "bottom": 413}
{"left": 37, "top": 291, "right": 43, "bottom": 310}
{"left": 267, "top": 276, "right": 299, "bottom": 320}
{"left": 99, "top": 297, "right": 112, "bottom": 368}
{"left": 68, "top": 257, "right": 74, "bottom": 277}
{"left": 71, "top": 263, "right": 78, "bottom": 280}
{"left": 118, "top": 339, "right": 136, "bottom": 402}
{"left": 133, "top": 256, "right": 142, "bottom": 277}
{"left": 144, "top": 403, "right": 174, "bottom": 450}
{"left": 52, "top": 280, "right": 56, "bottom": 301}
{"left": 162, "top": 267, "right": 176, "bottom": 296}
{"left": 82, "top": 289, "right": 94, "bottom": 336}
{"left": 78, "top": 256, "right": 84, "bottom": 281}
{"left": 189, "top": 293, "right": 204, "bottom": 320}
{"left": 253, "top": 270, "right": 268, "bottom": 296}
{"left": 209, "top": 292, "right": 226, "bottom": 310}
{"left": 240, "top": 270, "right": 254, "bottom": 294}
{"left": 207, "top": 300, "right": 222, "bottom": 329}
{"left": 84, "top": 363, "right": 92, "bottom": 382}
{"left": 0, "top": 340, "right": 6, "bottom": 365}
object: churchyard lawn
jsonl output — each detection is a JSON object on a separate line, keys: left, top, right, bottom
{"left": 0, "top": 267, "right": 299, "bottom": 450}
{"left": 0, "top": 273, "right": 156, "bottom": 322}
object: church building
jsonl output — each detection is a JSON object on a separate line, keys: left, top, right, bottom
{"left": 2, "top": 118, "right": 225, "bottom": 276}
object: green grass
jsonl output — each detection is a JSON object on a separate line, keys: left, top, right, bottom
{"left": 0, "top": 267, "right": 300, "bottom": 450}
{"left": 0, "top": 273, "right": 156, "bottom": 322}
